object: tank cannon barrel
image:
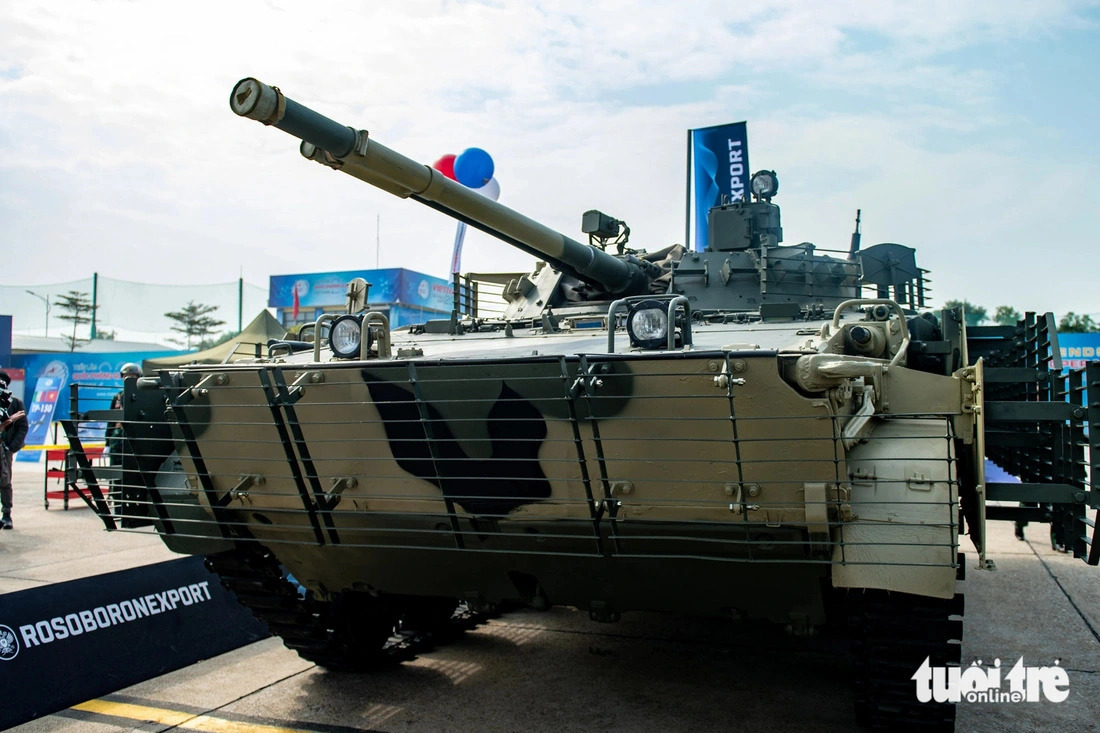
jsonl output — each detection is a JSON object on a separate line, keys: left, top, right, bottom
{"left": 229, "top": 77, "right": 650, "bottom": 296}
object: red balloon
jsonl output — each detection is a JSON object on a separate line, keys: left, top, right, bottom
{"left": 432, "top": 154, "right": 457, "bottom": 180}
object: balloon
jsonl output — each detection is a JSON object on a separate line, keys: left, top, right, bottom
{"left": 454, "top": 147, "right": 494, "bottom": 187}
{"left": 472, "top": 176, "right": 500, "bottom": 201}
{"left": 432, "top": 154, "right": 457, "bottom": 180}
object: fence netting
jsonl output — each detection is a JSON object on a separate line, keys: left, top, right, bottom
{"left": 2, "top": 276, "right": 269, "bottom": 345}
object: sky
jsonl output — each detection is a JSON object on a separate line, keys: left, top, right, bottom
{"left": 2, "top": 0, "right": 1099, "bottom": 339}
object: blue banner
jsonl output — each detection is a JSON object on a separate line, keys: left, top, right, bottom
{"left": 12, "top": 351, "right": 180, "bottom": 459}
{"left": 691, "top": 122, "right": 749, "bottom": 251}
{"left": 18, "top": 375, "right": 62, "bottom": 458}
{"left": 399, "top": 271, "right": 454, "bottom": 312}
{"left": 0, "top": 314, "right": 11, "bottom": 367}
{"left": 1056, "top": 332, "right": 1100, "bottom": 370}
{"left": 270, "top": 269, "right": 454, "bottom": 314}
{"left": 269, "top": 269, "right": 403, "bottom": 309}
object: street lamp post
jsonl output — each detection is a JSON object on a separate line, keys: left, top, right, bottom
{"left": 25, "top": 290, "right": 50, "bottom": 337}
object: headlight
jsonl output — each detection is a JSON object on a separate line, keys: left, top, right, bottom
{"left": 626, "top": 300, "right": 669, "bottom": 350}
{"left": 750, "top": 170, "right": 778, "bottom": 201}
{"left": 330, "top": 315, "right": 364, "bottom": 359}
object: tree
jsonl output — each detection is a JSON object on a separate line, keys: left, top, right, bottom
{"left": 165, "top": 301, "right": 226, "bottom": 349}
{"left": 54, "top": 290, "right": 98, "bottom": 352}
{"left": 992, "top": 305, "right": 1022, "bottom": 326}
{"left": 1058, "top": 312, "right": 1099, "bottom": 333}
{"left": 943, "top": 299, "right": 987, "bottom": 327}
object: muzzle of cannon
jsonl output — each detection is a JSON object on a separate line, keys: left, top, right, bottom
{"left": 230, "top": 78, "right": 650, "bottom": 296}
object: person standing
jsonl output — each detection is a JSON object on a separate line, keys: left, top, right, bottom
{"left": 110, "top": 363, "right": 143, "bottom": 411}
{"left": 0, "top": 370, "right": 29, "bottom": 530}
{"left": 107, "top": 363, "right": 142, "bottom": 470}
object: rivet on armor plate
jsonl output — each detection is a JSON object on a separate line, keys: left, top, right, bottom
{"left": 610, "top": 481, "right": 633, "bottom": 496}
{"left": 731, "top": 359, "right": 747, "bottom": 373}
{"left": 309, "top": 372, "right": 324, "bottom": 384}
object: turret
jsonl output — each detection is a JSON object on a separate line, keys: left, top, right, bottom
{"left": 230, "top": 78, "right": 931, "bottom": 325}
{"left": 229, "top": 78, "right": 651, "bottom": 298}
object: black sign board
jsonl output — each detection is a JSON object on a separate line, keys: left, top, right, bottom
{"left": 0, "top": 556, "right": 269, "bottom": 729}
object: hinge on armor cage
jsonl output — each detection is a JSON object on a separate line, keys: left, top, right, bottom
{"left": 714, "top": 361, "right": 747, "bottom": 389}
{"left": 725, "top": 483, "right": 760, "bottom": 514}
{"left": 323, "top": 476, "right": 358, "bottom": 507}
{"left": 285, "top": 371, "right": 325, "bottom": 403}
{"left": 229, "top": 474, "right": 264, "bottom": 504}
{"left": 570, "top": 362, "right": 611, "bottom": 398}
{"left": 187, "top": 372, "right": 229, "bottom": 398}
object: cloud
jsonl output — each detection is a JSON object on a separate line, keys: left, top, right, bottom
{"left": 1, "top": 0, "right": 1098, "bottom": 336}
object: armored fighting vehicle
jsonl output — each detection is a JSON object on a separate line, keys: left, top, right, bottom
{"left": 61, "top": 78, "right": 1097, "bottom": 730}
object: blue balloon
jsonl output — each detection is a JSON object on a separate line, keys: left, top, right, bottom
{"left": 454, "top": 147, "right": 494, "bottom": 187}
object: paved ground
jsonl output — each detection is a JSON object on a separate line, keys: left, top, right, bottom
{"left": 2, "top": 459, "right": 1098, "bottom": 732}
{"left": 0, "top": 461, "right": 179, "bottom": 592}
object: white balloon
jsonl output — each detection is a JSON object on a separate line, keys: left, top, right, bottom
{"left": 472, "top": 177, "right": 500, "bottom": 201}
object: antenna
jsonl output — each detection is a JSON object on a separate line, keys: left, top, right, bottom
{"left": 848, "top": 209, "right": 862, "bottom": 260}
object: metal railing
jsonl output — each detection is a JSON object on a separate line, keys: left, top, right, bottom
{"left": 59, "top": 355, "right": 970, "bottom": 574}
{"left": 968, "top": 312, "right": 1098, "bottom": 564}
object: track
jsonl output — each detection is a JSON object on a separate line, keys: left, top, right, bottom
{"left": 209, "top": 544, "right": 970, "bottom": 730}
{"left": 850, "top": 589, "right": 964, "bottom": 731}
{"left": 204, "top": 546, "right": 489, "bottom": 671}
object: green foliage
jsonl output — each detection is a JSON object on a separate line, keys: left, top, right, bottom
{"left": 943, "top": 299, "right": 987, "bottom": 327}
{"left": 992, "top": 305, "right": 1022, "bottom": 326}
{"left": 1057, "top": 312, "right": 1099, "bottom": 333}
{"left": 165, "top": 301, "right": 226, "bottom": 349}
{"left": 54, "top": 290, "right": 98, "bottom": 352}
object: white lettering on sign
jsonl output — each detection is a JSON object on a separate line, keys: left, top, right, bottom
{"left": 912, "top": 657, "right": 1070, "bottom": 703}
{"left": 14, "top": 581, "right": 212, "bottom": 652}
{"left": 727, "top": 140, "right": 745, "bottom": 201}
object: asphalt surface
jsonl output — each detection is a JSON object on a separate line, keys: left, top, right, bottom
{"left": 1, "top": 459, "right": 1097, "bottom": 732}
